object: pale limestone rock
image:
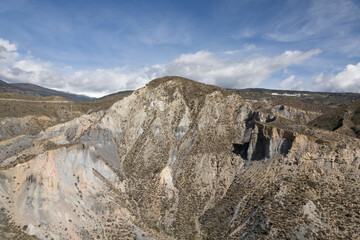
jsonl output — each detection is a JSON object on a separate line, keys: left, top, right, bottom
{"left": 0, "top": 77, "right": 359, "bottom": 240}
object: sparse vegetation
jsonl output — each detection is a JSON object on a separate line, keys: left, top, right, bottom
{"left": 0, "top": 77, "right": 359, "bottom": 239}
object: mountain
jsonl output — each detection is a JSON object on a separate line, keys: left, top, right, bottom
{"left": 0, "top": 79, "right": 40, "bottom": 97}
{"left": 0, "top": 80, "right": 94, "bottom": 102}
{"left": 0, "top": 90, "right": 131, "bottom": 142}
{"left": 0, "top": 76, "right": 359, "bottom": 239}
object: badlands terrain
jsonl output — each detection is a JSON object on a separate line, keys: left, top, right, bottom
{"left": 0, "top": 76, "right": 359, "bottom": 239}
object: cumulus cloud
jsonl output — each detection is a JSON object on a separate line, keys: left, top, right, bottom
{"left": 0, "top": 37, "right": 322, "bottom": 97}
{"left": 0, "top": 53, "right": 65, "bottom": 89}
{"left": 161, "top": 49, "right": 321, "bottom": 89}
{"left": 0, "top": 38, "right": 18, "bottom": 64}
{"left": 0, "top": 38, "right": 17, "bottom": 52}
{"left": 313, "top": 63, "right": 360, "bottom": 93}
{"left": 63, "top": 68, "right": 160, "bottom": 97}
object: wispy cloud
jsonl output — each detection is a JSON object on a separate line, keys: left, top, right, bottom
{"left": 267, "top": 0, "right": 360, "bottom": 44}
{"left": 279, "top": 75, "right": 295, "bottom": 89}
{"left": 0, "top": 37, "right": 322, "bottom": 97}
{"left": 264, "top": 0, "right": 360, "bottom": 60}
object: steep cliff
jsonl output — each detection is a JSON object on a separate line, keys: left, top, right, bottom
{"left": 0, "top": 77, "right": 359, "bottom": 239}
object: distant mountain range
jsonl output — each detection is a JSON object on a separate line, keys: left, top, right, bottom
{"left": 0, "top": 79, "right": 94, "bottom": 102}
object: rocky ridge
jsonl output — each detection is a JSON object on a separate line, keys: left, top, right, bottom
{"left": 0, "top": 76, "right": 359, "bottom": 239}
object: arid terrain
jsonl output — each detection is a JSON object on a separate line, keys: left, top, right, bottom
{"left": 0, "top": 76, "right": 359, "bottom": 239}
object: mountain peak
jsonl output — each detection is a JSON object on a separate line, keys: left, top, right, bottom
{"left": 140, "top": 76, "right": 236, "bottom": 116}
{"left": 145, "top": 76, "right": 230, "bottom": 98}
{"left": 146, "top": 76, "right": 200, "bottom": 87}
{"left": 147, "top": 76, "right": 220, "bottom": 90}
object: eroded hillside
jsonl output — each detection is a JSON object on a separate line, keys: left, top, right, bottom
{"left": 0, "top": 91, "right": 131, "bottom": 141}
{"left": 0, "top": 77, "right": 359, "bottom": 239}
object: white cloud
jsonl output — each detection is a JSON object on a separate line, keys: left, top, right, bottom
{"left": 279, "top": 75, "right": 295, "bottom": 89}
{"left": 0, "top": 38, "right": 17, "bottom": 51}
{"left": 313, "top": 63, "right": 360, "bottom": 93}
{"left": 0, "top": 58, "right": 64, "bottom": 87}
{"left": 64, "top": 68, "right": 159, "bottom": 98}
{"left": 0, "top": 37, "right": 321, "bottom": 97}
{"left": 0, "top": 37, "right": 18, "bottom": 65}
{"left": 159, "top": 49, "right": 321, "bottom": 89}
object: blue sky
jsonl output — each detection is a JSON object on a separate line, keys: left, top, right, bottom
{"left": 0, "top": 0, "right": 359, "bottom": 97}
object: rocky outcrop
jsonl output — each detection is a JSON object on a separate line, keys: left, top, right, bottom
{"left": 271, "top": 105, "right": 321, "bottom": 124}
{"left": 0, "top": 116, "right": 54, "bottom": 141}
{"left": 199, "top": 120, "right": 360, "bottom": 239}
{"left": 0, "top": 76, "right": 359, "bottom": 239}
{"left": 307, "top": 100, "right": 360, "bottom": 138}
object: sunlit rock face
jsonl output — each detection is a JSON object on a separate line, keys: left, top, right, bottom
{"left": 1, "top": 76, "right": 359, "bottom": 239}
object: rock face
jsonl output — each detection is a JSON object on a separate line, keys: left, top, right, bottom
{"left": 0, "top": 76, "right": 359, "bottom": 239}
{"left": 0, "top": 116, "right": 53, "bottom": 141}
